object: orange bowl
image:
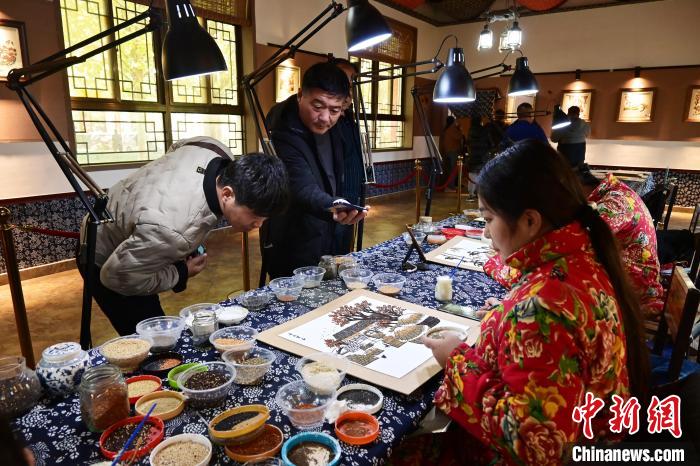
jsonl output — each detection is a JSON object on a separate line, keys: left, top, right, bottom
{"left": 334, "top": 411, "right": 379, "bottom": 445}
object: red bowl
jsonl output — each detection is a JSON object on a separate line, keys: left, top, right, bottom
{"left": 99, "top": 415, "right": 164, "bottom": 460}
{"left": 126, "top": 374, "right": 162, "bottom": 404}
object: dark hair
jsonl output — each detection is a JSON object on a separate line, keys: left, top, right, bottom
{"left": 218, "top": 153, "right": 289, "bottom": 217}
{"left": 477, "top": 140, "right": 650, "bottom": 402}
{"left": 516, "top": 102, "right": 533, "bottom": 118}
{"left": 569, "top": 105, "right": 581, "bottom": 114}
{"left": 573, "top": 163, "right": 601, "bottom": 188}
{"left": 301, "top": 62, "right": 350, "bottom": 98}
{"left": 330, "top": 57, "right": 359, "bottom": 74}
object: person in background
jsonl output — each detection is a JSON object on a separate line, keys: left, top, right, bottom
{"left": 438, "top": 116, "right": 465, "bottom": 193}
{"left": 80, "top": 137, "right": 289, "bottom": 335}
{"left": 465, "top": 115, "right": 491, "bottom": 197}
{"left": 262, "top": 62, "right": 369, "bottom": 278}
{"left": 551, "top": 105, "right": 591, "bottom": 166}
{"left": 504, "top": 102, "right": 548, "bottom": 144}
{"left": 422, "top": 140, "right": 648, "bottom": 465}
{"left": 484, "top": 108, "right": 509, "bottom": 154}
{"left": 331, "top": 57, "right": 364, "bottom": 253}
{"left": 483, "top": 163, "right": 664, "bottom": 318}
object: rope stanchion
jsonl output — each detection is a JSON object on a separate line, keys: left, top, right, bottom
{"left": 456, "top": 155, "right": 464, "bottom": 213}
{"left": 0, "top": 208, "right": 35, "bottom": 368}
{"left": 415, "top": 160, "right": 422, "bottom": 223}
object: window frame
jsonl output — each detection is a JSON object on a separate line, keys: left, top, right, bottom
{"left": 352, "top": 57, "right": 407, "bottom": 151}
{"left": 62, "top": 0, "right": 245, "bottom": 167}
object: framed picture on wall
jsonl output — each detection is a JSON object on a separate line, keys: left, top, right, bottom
{"left": 561, "top": 89, "right": 593, "bottom": 121}
{"left": 617, "top": 88, "right": 656, "bottom": 123}
{"left": 685, "top": 86, "right": 700, "bottom": 123}
{"left": 505, "top": 94, "right": 536, "bottom": 123}
{"left": 275, "top": 63, "right": 300, "bottom": 103}
{"left": 0, "top": 20, "right": 29, "bottom": 81}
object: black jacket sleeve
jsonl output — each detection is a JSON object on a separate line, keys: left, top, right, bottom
{"left": 273, "top": 134, "right": 336, "bottom": 221}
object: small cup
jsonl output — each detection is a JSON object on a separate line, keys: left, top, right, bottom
{"left": 275, "top": 380, "right": 335, "bottom": 429}
{"left": 372, "top": 272, "right": 407, "bottom": 296}
{"left": 269, "top": 276, "right": 305, "bottom": 302}
{"left": 339, "top": 267, "right": 373, "bottom": 291}
{"left": 293, "top": 266, "right": 326, "bottom": 289}
{"left": 295, "top": 352, "right": 348, "bottom": 394}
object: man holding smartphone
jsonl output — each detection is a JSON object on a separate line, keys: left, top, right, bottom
{"left": 79, "top": 136, "right": 289, "bottom": 335}
{"left": 262, "top": 62, "right": 369, "bottom": 278}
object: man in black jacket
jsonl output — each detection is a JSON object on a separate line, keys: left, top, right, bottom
{"left": 262, "top": 62, "right": 369, "bottom": 278}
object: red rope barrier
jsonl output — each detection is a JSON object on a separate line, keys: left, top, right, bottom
{"left": 371, "top": 169, "right": 417, "bottom": 189}
{"left": 13, "top": 224, "right": 80, "bottom": 239}
{"left": 433, "top": 164, "right": 460, "bottom": 191}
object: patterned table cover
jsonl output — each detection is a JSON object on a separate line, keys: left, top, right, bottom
{"left": 13, "top": 216, "right": 504, "bottom": 466}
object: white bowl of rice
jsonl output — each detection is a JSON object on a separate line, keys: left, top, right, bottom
{"left": 149, "top": 433, "right": 212, "bottom": 466}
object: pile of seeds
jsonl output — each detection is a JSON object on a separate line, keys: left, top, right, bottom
{"left": 152, "top": 441, "right": 209, "bottom": 466}
{"left": 183, "top": 371, "right": 228, "bottom": 390}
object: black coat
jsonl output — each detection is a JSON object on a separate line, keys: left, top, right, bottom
{"left": 261, "top": 95, "right": 345, "bottom": 278}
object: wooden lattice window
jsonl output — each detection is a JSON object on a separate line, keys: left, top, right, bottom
{"left": 60, "top": 0, "right": 244, "bottom": 165}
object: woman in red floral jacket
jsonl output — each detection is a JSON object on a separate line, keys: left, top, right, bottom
{"left": 423, "top": 141, "right": 649, "bottom": 465}
{"left": 483, "top": 165, "right": 663, "bottom": 318}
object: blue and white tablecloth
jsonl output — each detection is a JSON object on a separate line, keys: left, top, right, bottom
{"left": 13, "top": 216, "right": 505, "bottom": 466}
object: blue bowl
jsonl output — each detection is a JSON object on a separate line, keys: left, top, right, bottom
{"left": 281, "top": 432, "right": 341, "bottom": 466}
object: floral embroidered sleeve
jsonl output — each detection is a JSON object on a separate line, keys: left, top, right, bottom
{"left": 483, "top": 254, "right": 521, "bottom": 289}
{"left": 434, "top": 298, "right": 585, "bottom": 465}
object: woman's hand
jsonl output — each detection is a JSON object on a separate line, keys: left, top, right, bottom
{"left": 476, "top": 296, "right": 501, "bottom": 319}
{"left": 422, "top": 332, "right": 465, "bottom": 369}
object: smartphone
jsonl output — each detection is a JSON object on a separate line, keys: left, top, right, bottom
{"left": 191, "top": 245, "right": 206, "bottom": 257}
{"left": 438, "top": 303, "right": 479, "bottom": 321}
{"left": 327, "top": 201, "right": 368, "bottom": 213}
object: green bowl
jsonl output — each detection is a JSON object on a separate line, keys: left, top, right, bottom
{"left": 167, "top": 362, "right": 203, "bottom": 390}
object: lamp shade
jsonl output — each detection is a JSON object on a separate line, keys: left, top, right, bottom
{"left": 346, "top": 0, "right": 392, "bottom": 52}
{"left": 508, "top": 56, "right": 538, "bottom": 96}
{"left": 433, "top": 48, "right": 475, "bottom": 103}
{"left": 551, "top": 105, "right": 571, "bottom": 130}
{"left": 162, "top": 0, "right": 227, "bottom": 81}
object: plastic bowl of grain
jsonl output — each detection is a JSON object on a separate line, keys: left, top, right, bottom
{"left": 339, "top": 267, "right": 373, "bottom": 290}
{"left": 295, "top": 352, "right": 348, "bottom": 395}
{"left": 209, "top": 326, "right": 259, "bottom": 354}
{"left": 99, "top": 334, "right": 153, "bottom": 373}
{"left": 372, "top": 273, "right": 407, "bottom": 296}
{"left": 149, "top": 433, "right": 212, "bottom": 466}
{"left": 293, "top": 266, "right": 326, "bottom": 288}
{"left": 275, "top": 380, "right": 335, "bottom": 430}
{"left": 222, "top": 347, "right": 276, "bottom": 385}
{"left": 269, "top": 276, "right": 304, "bottom": 302}
{"left": 178, "top": 362, "right": 236, "bottom": 410}
{"left": 136, "top": 316, "right": 185, "bottom": 352}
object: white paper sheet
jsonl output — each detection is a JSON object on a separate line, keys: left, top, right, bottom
{"left": 279, "top": 295, "right": 470, "bottom": 379}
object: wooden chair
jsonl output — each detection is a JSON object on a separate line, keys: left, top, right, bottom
{"left": 690, "top": 202, "right": 700, "bottom": 233}
{"left": 652, "top": 266, "right": 700, "bottom": 381}
{"left": 661, "top": 183, "right": 678, "bottom": 231}
{"left": 642, "top": 185, "right": 670, "bottom": 228}
{"left": 689, "top": 233, "right": 700, "bottom": 284}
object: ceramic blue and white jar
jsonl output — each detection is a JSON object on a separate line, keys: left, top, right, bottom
{"left": 36, "top": 342, "right": 89, "bottom": 396}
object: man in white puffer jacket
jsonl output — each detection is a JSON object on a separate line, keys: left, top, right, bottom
{"left": 79, "top": 136, "right": 289, "bottom": 335}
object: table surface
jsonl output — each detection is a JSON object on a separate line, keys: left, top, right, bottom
{"left": 13, "top": 216, "right": 504, "bottom": 466}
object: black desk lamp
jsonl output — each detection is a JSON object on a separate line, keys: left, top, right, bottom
{"left": 6, "top": 0, "right": 227, "bottom": 349}
{"left": 241, "top": 0, "right": 391, "bottom": 156}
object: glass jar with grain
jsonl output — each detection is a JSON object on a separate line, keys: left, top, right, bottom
{"left": 79, "top": 364, "right": 129, "bottom": 432}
